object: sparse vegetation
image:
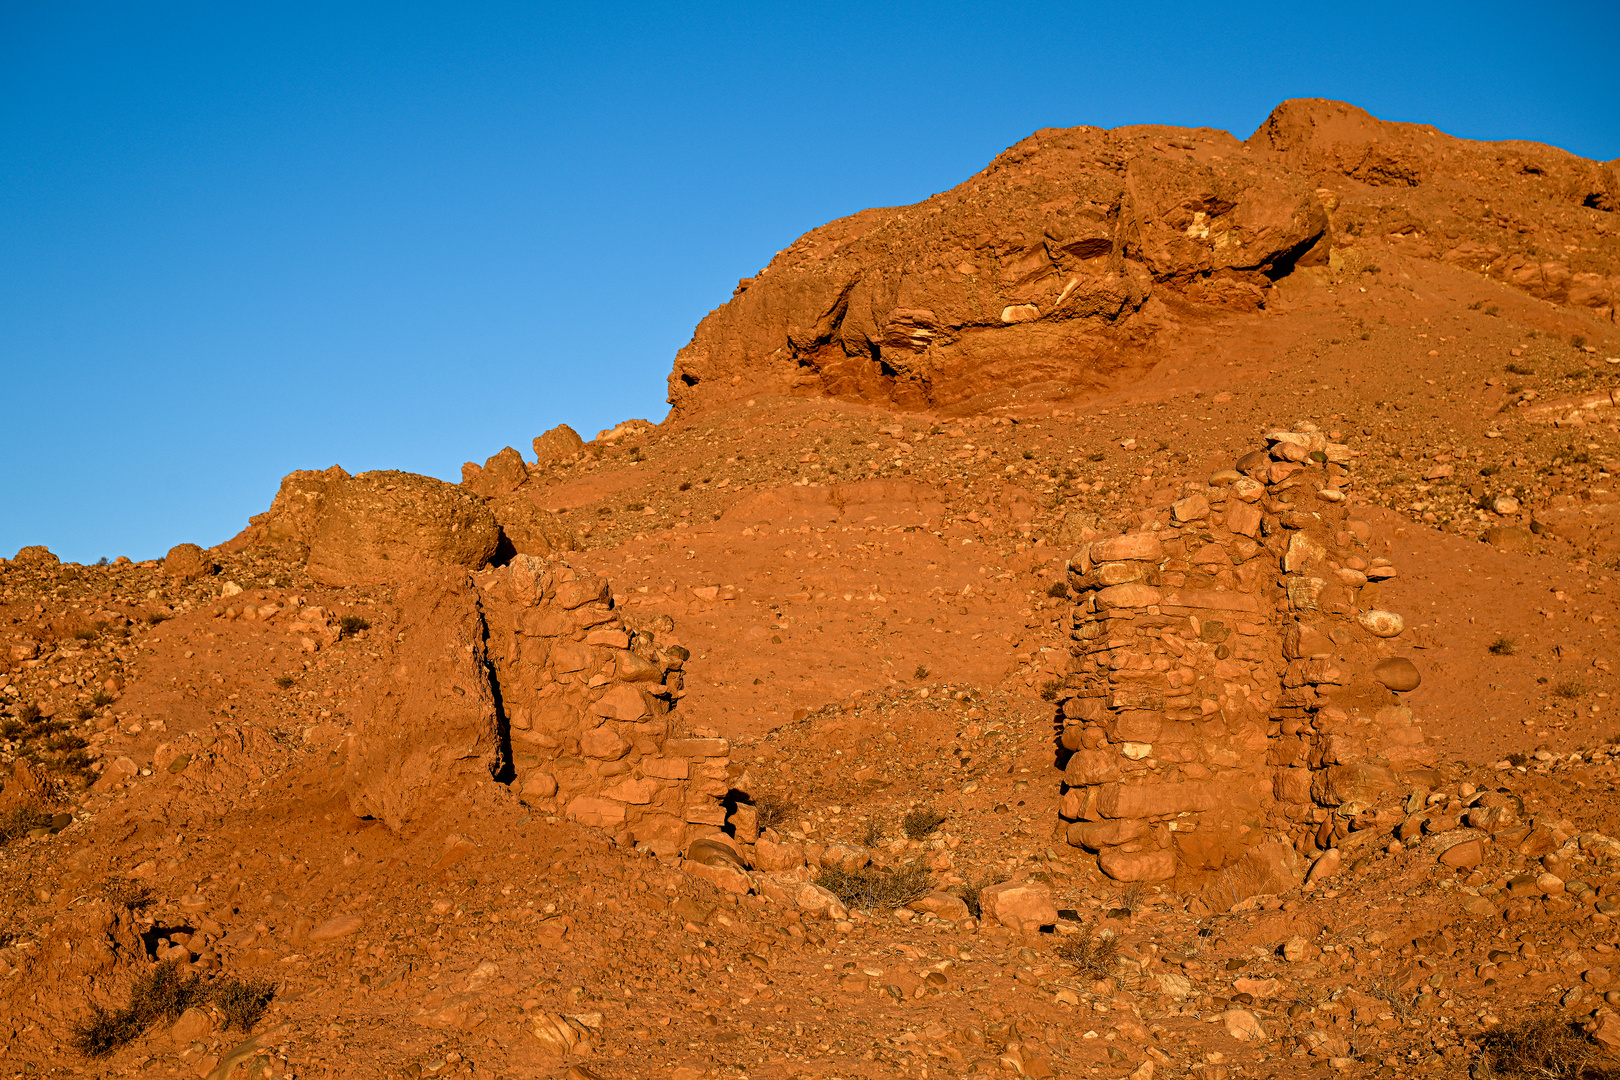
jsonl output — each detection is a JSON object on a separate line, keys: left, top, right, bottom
{"left": 913, "top": 665, "right": 928, "bottom": 680}
{"left": 862, "top": 818, "right": 884, "bottom": 847}
{"left": 1038, "top": 679, "right": 1063, "bottom": 702}
{"left": 1490, "top": 635, "right": 1517, "bottom": 656}
{"left": 1115, "top": 882, "right": 1145, "bottom": 916}
{"left": 104, "top": 879, "right": 153, "bottom": 909}
{"left": 901, "top": 806, "right": 946, "bottom": 840}
{"left": 1046, "top": 581, "right": 1069, "bottom": 599}
{"left": 1474, "top": 1014, "right": 1606, "bottom": 1080}
{"left": 751, "top": 793, "right": 794, "bottom": 834}
{"left": 338, "top": 615, "right": 371, "bottom": 637}
{"left": 213, "top": 976, "right": 277, "bottom": 1031}
{"left": 952, "top": 874, "right": 995, "bottom": 920}
{"left": 814, "top": 861, "right": 931, "bottom": 910}
{"left": 70, "top": 961, "right": 277, "bottom": 1058}
{"left": 1056, "top": 924, "right": 1123, "bottom": 979}
{"left": 1553, "top": 680, "right": 1587, "bottom": 700}
{"left": 0, "top": 807, "right": 52, "bottom": 847}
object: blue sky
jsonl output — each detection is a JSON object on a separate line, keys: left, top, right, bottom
{"left": 3, "top": 1, "right": 1616, "bottom": 563}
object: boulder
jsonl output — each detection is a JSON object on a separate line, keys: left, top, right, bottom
{"left": 344, "top": 571, "right": 507, "bottom": 832}
{"left": 462, "top": 446, "right": 530, "bottom": 498}
{"left": 162, "top": 543, "right": 215, "bottom": 581}
{"left": 1098, "top": 849, "right": 1177, "bottom": 882}
{"left": 1371, "top": 656, "right": 1422, "bottom": 692}
{"left": 1197, "top": 841, "right": 1305, "bottom": 912}
{"left": 978, "top": 880, "right": 1058, "bottom": 929}
{"left": 307, "top": 471, "right": 499, "bottom": 587}
{"left": 533, "top": 424, "right": 585, "bottom": 465}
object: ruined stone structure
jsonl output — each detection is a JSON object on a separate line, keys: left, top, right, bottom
{"left": 1055, "top": 429, "right": 1436, "bottom": 886}
{"left": 475, "top": 555, "right": 738, "bottom": 855}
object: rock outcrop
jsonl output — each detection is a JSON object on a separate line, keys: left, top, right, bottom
{"left": 531, "top": 424, "right": 584, "bottom": 465}
{"left": 1054, "top": 428, "right": 1434, "bottom": 898}
{"left": 667, "top": 98, "right": 1620, "bottom": 419}
{"left": 307, "top": 471, "right": 499, "bottom": 587}
{"left": 231, "top": 468, "right": 501, "bottom": 586}
{"left": 461, "top": 446, "right": 530, "bottom": 498}
{"left": 345, "top": 570, "right": 506, "bottom": 831}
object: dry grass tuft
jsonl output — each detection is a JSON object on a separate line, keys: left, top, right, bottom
{"left": 751, "top": 793, "right": 794, "bottom": 834}
{"left": 1553, "top": 680, "right": 1588, "bottom": 701}
{"left": 1474, "top": 1014, "right": 1611, "bottom": 1079}
{"left": 1056, "top": 925, "right": 1123, "bottom": 979}
{"left": 1490, "top": 635, "right": 1517, "bottom": 656}
{"left": 70, "top": 961, "right": 278, "bottom": 1058}
{"left": 901, "top": 807, "right": 946, "bottom": 840}
{"left": 0, "top": 807, "right": 51, "bottom": 847}
{"left": 814, "top": 861, "right": 931, "bottom": 910}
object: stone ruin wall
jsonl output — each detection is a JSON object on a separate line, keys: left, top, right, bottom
{"left": 1055, "top": 428, "right": 1437, "bottom": 885}
{"left": 474, "top": 555, "right": 740, "bottom": 856}
{"left": 343, "top": 554, "right": 744, "bottom": 857}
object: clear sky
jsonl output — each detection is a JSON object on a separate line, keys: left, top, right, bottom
{"left": 3, "top": 1, "right": 1616, "bottom": 563}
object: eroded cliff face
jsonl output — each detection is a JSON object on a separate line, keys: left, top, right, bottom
{"left": 668, "top": 98, "right": 1620, "bottom": 418}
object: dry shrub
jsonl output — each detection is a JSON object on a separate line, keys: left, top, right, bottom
{"left": 751, "top": 793, "right": 795, "bottom": 834}
{"left": 213, "top": 976, "right": 277, "bottom": 1031}
{"left": 1490, "top": 635, "right": 1517, "bottom": 656}
{"left": 901, "top": 807, "right": 946, "bottom": 840}
{"left": 71, "top": 961, "right": 209, "bottom": 1057}
{"left": 1475, "top": 1015, "right": 1611, "bottom": 1079}
{"left": 1554, "top": 680, "right": 1588, "bottom": 701}
{"left": 0, "top": 807, "right": 51, "bottom": 847}
{"left": 862, "top": 818, "right": 884, "bottom": 847}
{"left": 1056, "top": 924, "right": 1122, "bottom": 979}
{"left": 814, "top": 861, "right": 931, "bottom": 910}
{"left": 70, "top": 961, "right": 277, "bottom": 1058}
{"left": 951, "top": 873, "right": 996, "bottom": 920}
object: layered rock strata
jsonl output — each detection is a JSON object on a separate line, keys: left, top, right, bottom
{"left": 1055, "top": 429, "right": 1435, "bottom": 887}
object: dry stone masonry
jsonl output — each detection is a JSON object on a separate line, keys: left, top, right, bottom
{"left": 1055, "top": 427, "right": 1436, "bottom": 894}
{"left": 470, "top": 555, "right": 737, "bottom": 855}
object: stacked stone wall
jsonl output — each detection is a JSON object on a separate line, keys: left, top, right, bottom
{"left": 474, "top": 555, "right": 738, "bottom": 856}
{"left": 1055, "top": 428, "right": 1436, "bottom": 884}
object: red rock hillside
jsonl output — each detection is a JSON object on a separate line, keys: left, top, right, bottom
{"left": 667, "top": 98, "right": 1620, "bottom": 418}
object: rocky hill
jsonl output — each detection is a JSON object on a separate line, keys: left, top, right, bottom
{"left": 1, "top": 98, "right": 1619, "bottom": 1080}
{"left": 667, "top": 99, "right": 1618, "bottom": 418}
